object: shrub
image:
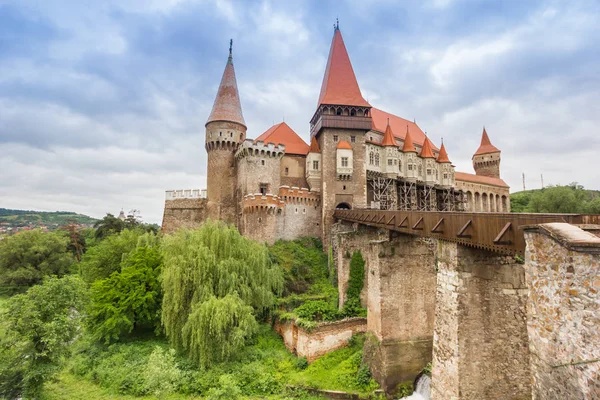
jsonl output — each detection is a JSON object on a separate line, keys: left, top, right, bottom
{"left": 293, "top": 300, "right": 340, "bottom": 322}
{"left": 343, "top": 251, "right": 367, "bottom": 317}
{"left": 87, "top": 246, "right": 163, "bottom": 343}
{"left": 143, "top": 346, "right": 182, "bottom": 396}
{"left": 206, "top": 374, "right": 242, "bottom": 400}
{"left": 0, "top": 276, "right": 88, "bottom": 398}
{"left": 0, "top": 230, "right": 74, "bottom": 287}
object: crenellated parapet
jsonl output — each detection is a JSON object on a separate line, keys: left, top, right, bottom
{"left": 235, "top": 139, "right": 285, "bottom": 161}
{"left": 165, "top": 189, "right": 207, "bottom": 200}
{"left": 279, "top": 186, "right": 321, "bottom": 206}
{"left": 242, "top": 193, "right": 285, "bottom": 213}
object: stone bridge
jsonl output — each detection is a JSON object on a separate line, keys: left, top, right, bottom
{"left": 333, "top": 209, "right": 600, "bottom": 399}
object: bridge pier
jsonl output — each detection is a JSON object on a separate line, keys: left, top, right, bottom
{"left": 431, "top": 241, "right": 531, "bottom": 400}
{"left": 363, "top": 233, "right": 437, "bottom": 394}
{"left": 523, "top": 223, "right": 600, "bottom": 399}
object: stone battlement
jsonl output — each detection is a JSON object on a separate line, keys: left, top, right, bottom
{"left": 235, "top": 139, "right": 285, "bottom": 160}
{"left": 279, "top": 186, "right": 321, "bottom": 205}
{"left": 165, "top": 189, "right": 207, "bottom": 200}
{"left": 242, "top": 193, "right": 285, "bottom": 213}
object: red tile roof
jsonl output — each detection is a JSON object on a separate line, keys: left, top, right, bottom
{"left": 308, "top": 136, "right": 321, "bottom": 153}
{"left": 474, "top": 128, "right": 500, "bottom": 156}
{"left": 437, "top": 143, "right": 451, "bottom": 163}
{"left": 255, "top": 122, "right": 309, "bottom": 155}
{"left": 336, "top": 140, "right": 352, "bottom": 150}
{"left": 420, "top": 137, "right": 435, "bottom": 158}
{"left": 318, "top": 29, "right": 370, "bottom": 107}
{"left": 370, "top": 108, "right": 437, "bottom": 150}
{"left": 455, "top": 172, "right": 509, "bottom": 188}
{"left": 402, "top": 126, "right": 417, "bottom": 152}
{"left": 381, "top": 122, "right": 397, "bottom": 147}
{"left": 206, "top": 51, "right": 246, "bottom": 127}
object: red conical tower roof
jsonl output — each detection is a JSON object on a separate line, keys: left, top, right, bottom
{"left": 437, "top": 142, "right": 451, "bottom": 163}
{"left": 474, "top": 127, "right": 500, "bottom": 156}
{"left": 206, "top": 40, "right": 246, "bottom": 128}
{"left": 420, "top": 137, "right": 435, "bottom": 158}
{"left": 317, "top": 28, "right": 370, "bottom": 107}
{"left": 381, "top": 122, "right": 396, "bottom": 147}
{"left": 402, "top": 125, "right": 417, "bottom": 152}
{"left": 309, "top": 136, "right": 321, "bottom": 153}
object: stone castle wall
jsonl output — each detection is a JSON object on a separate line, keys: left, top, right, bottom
{"left": 275, "top": 318, "right": 367, "bottom": 362}
{"left": 524, "top": 223, "right": 600, "bottom": 400}
{"left": 431, "top": 242, "right": 531, "bottom": 400}
{"left": 455, "top": 179, "right": 510, "bottom": 212}
{"left": 473, "top": 153, "right": 501, "bottom": 178}
{"left": 161, "top": 198, "right": 209, "bottom": 234}
{"left": 280, "top": 154, "right": 308, "bottom": 188}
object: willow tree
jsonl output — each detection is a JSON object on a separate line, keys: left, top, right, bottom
{"left": 161, "top": 221, "right": 283, "bottom": 367}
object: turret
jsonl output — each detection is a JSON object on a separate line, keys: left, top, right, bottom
{"left": 205, "top": 40, "right": 246, "bottom": 225}
{"left": 419, "top": 137, "right": 437, "bottom": 185}
{"left": 381, "top": 122, "right": 399, "bottom": 178}
{"left": 401, "top": 125, "right": 418, "bottom": 180}
{"left": 472, "top": 127, "right": 501, "bottom": 179}
{"left": 437, "top": 141, "right": 454, "bottom": 187}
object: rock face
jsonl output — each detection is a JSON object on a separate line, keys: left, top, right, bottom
{"left": 524, "top": 223, "right": 600, "bottom": 400}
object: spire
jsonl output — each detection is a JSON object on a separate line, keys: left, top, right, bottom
{"left": 206, "top": 39, "right": 246, "bottom": 128}
{"left": 317, "top": 27, "right": 370, "bottom": 107}
{"left": 309, "top": 136, "right": 321, "bottom": 153}
{"left": 437, "top": 142, "right": 451, "bottom": 163}
{"left": 474, "top": 127, "right": 500, "bottom": 156}
{"left": 382, "top": 120, "right": 396, "bottom": 146}
{"left": 420, "top": 137, "right": 435, "bottom": 158}
{"left": 402, "top": 125, "right": 416, "bottom": 152}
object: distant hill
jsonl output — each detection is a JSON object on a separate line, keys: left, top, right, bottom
{"left": 510, "top": 185, "right": 600, "bottom": 213}
{"left": 0, "top": 208, "right": 98, "bottom": 232}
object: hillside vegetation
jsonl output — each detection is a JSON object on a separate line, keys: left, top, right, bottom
{"left": 0, "top": 208, "right": 97, "bottom": 230}
{"left": 510, "top": 183, "right": 600, "bottom": 214}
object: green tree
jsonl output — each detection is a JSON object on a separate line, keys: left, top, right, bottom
{"left": 343, "top": 251, "right": 366, "bottom": 317}
{"left": 80, "top": 229, "right": 154, "bottom": 283}
{"left": 87, "top": 246, "right": 163, "bottom": 343}
{"left": 527, "top": 185, "right": 583, "bottom": 213}
{"left": 161, "top": 221, "right": 283, "bottom": 367}
{"left": 0, "top": 230, "right": 74, "bottom": 288}
{"left": 93, "top": 213, "right": 126, "bottom": 239}
{"left": 0, "top": 276, "right": 88, "bottom": 398}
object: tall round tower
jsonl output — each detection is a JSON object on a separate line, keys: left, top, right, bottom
{"left": 205, "top": 40, "right": 246, "bottom": 225}
{"left": 472, "top": 127, "right": 501, "bottom": 179}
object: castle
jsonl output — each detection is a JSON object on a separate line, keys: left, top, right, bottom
{"left": 161, "top": 27, "right": 510, "bottom": 243}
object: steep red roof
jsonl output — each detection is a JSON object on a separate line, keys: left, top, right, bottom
{"left": 206, "top": 47, "right": 246, "bottom": 127}
{"left": 455, "top": 172, "right": 509, "bottom": 188}
{"left": 402, "top": 126, "right": 417, "bottom": 152}
{"left": 420, "top": 137, "right": 435, "bottom": 158}
{"left": 255, "top": 122, "right": 309, "bottom": 155}
{"left": 308, "top": 136, "right": 321, "bottom": 153}
{"left": 474, "top": 128, "right": 500, "bottom": 156}
{"left": 337, "top": 140, "right": 352, "bottom": 150}
{"left": 381, "top": 123, "right": 397, "bottom": 147}
{"left": 437, "top": 143, "right": 451, "bottom": 163}
{"left": 370, "top": 108, "right": 436, "bottom": 150}
{"left": 318, "top": 29, "right": 370, "bottom": 107}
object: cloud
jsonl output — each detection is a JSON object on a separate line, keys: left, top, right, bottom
{"left": 0, "top": 0, "right": 599, "bottom": 223}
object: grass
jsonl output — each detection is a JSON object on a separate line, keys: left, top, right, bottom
{"left": 0, "top": 295, "right": 10, "bottom": 339}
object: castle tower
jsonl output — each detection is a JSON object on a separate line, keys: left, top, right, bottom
{"left": 437, "top": 142, "right": 454, "bottom": 187}
{"left": 310, "top": 24, "right": 372, "bottom": 241}
{"left": 472, "top": 127, "right": 501, "bottom": 179}
{"left": 205, "top": 40, "right": 246, "bottom": 225}
{"left": 306, "top": 137, "right": 322, "bottom": 191}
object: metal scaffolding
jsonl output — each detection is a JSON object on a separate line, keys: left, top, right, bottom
{"left": 418, "top": 184, "right": 436, "bottom": 211}
{"left": 370, "top": 177, "right": 397, "bottom": 210}
{"left": 398, "top": 180, "right": 417, "bottom": 211}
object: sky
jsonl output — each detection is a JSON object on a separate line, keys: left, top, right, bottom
{"left": 1, "top": 0, "right": 599, "bottom": 223}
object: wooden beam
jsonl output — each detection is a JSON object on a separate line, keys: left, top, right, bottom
{"left": 493, "top": 222, "right": 513, "bottom": 245}
{"left": 412, "top": 217, "right": 424, "bottom": 230}
{"left": 457, "top": 220, "right": 472, "bottom": 238}
{"left": 431, "top": 218, "right": 444, "bottom": 233}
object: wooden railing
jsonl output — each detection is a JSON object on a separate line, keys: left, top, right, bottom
{"left": 334, "top": 209, "right": 600, "bottom": 256}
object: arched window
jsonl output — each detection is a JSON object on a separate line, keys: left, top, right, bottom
{"left": 369, "top": 152, "right": 374, "bottom": 165}
{"left": 336, "top": 108, "right": 342, "bottom": 116}
{"left": 350, "top": 109, "right": 356, "bottom": 116}
{"left": 375, "top": 153, "right": 380, "bottom": 167}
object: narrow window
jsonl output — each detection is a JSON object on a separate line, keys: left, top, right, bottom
{"left": 375, "top": 153, "right": 380, "bottom": 167}
{"left": 388, "top": 159, "right": 393, "bottom": 166}
{"left": 369, "top": 152, "right": 374, "bottom": 165}
{"left": 341, "top": 157, "right": 349, "bottom": 167}
{"left": 303, "top": 208, "right": 306, "bottom": 214}
{"left": 427, "top": 169, "right": 431, "bottom": 175}
{"left": 351, "top": 136, "right": 356, "bottom": 143}
{"left": 350, "top": 109, "right": 356, "bottom": 116}
{"left": 230, "top": 132, "right": 233, "bottom": 137}
{"left": 333, "top": 135, "right": 338, "bottom": 142}
{"left": 259, "top": 184, "right": 268, "bottom": 195}
{"left": 399, "top": 161, "right": 402, "bottom": 171}
{"left": 219, "top": 131, "right": 222, "bottom": 137}
{"left": 285, "top": 167, "right": 289, "bottom": 175}
{"left": 343, "top": 185, "right": 346, "bottom": 190}
{"left": 261, "top": 160, "right": 265, "bottom": 166}
{"left": 313, "top": 160, "right": 319, "bottom": 170}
